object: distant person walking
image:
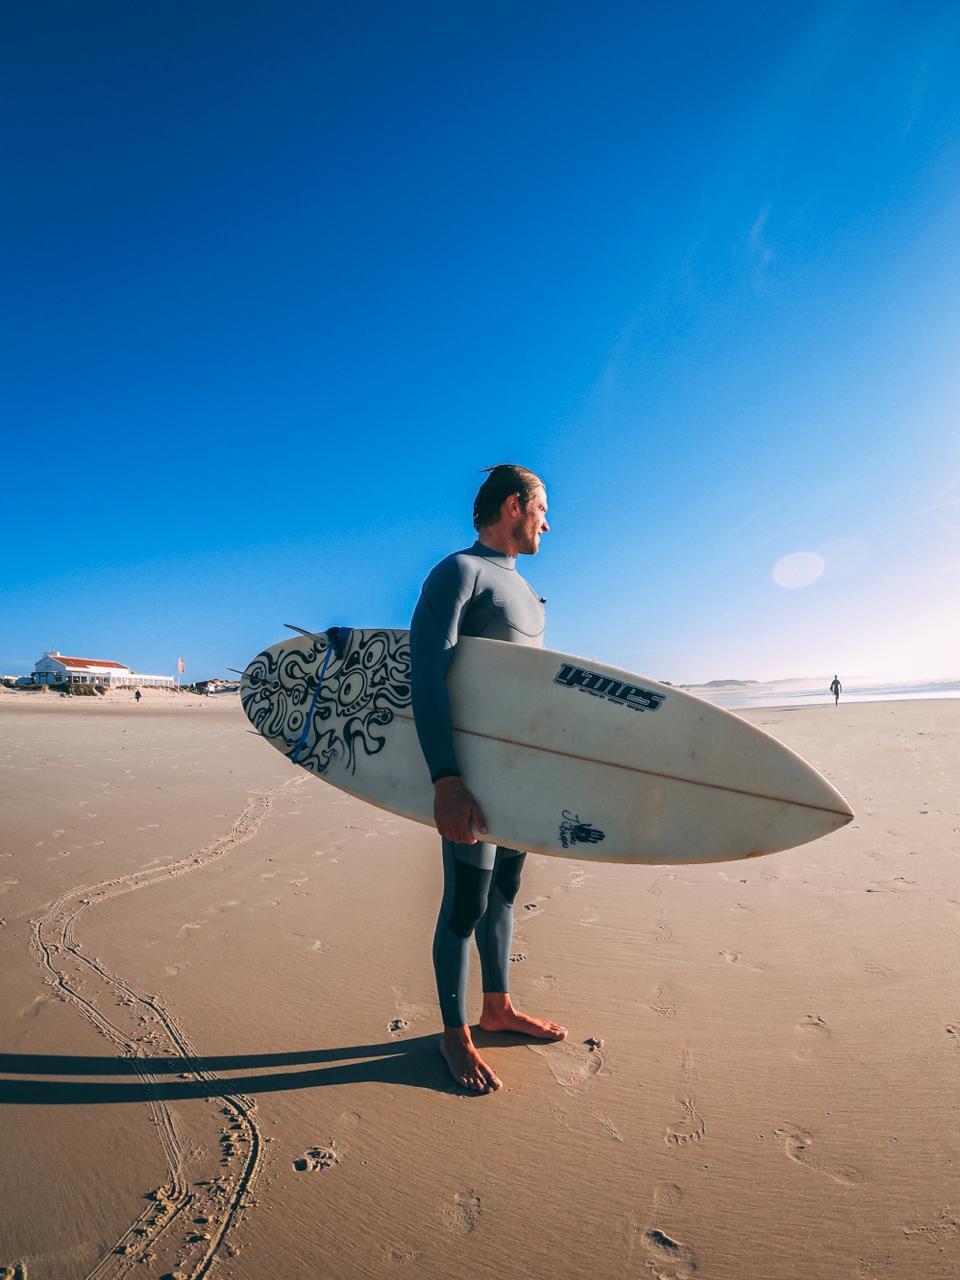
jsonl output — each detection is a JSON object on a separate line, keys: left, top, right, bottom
{"left": 134, "top": 689, "right": 142, "bottom": 704}
{"left": 829, "top": 675, "right": 841, "bottom": 706}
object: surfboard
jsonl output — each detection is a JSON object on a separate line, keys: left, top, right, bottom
{"left": 240, "top": 627, "right": 853, "bottom": 865}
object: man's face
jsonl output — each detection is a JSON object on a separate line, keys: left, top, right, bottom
{"left": 513, "top": 485, "right": 549, "bottom": 554}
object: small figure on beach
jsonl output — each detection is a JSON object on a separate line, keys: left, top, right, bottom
{"left": 134, "top": 689, "right": 142, "bottom": 704}
{"left": 410, "top": 464, "right": 566, "bottom": 1094}
{"left": 829, "top": 675, "right": 842, "bottom": 706}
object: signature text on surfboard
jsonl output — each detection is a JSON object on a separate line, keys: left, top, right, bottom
{"left": 553, "top": 663, "right": 666, "bottom": 712}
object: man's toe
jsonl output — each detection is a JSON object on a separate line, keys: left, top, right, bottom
{"left": 534, "top": 1020, "right": 566, "bottom": 1040}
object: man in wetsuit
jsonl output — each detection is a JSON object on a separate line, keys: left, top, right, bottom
{"left": 410, "top": 464, "right": 567, "bottom": 1093}
{"left": 830, "top": 675, "right": 842, "bottom": 706}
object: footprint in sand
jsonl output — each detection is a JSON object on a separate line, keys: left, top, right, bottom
{"left": 634, "top": 1183, "right": 698, "bottom": 1278}
{"left": 442, "top": 1188, "right": 482, "bottom": 1234}
{"left": 665, "top": 1098, "right": 706, "bottom": 1147}
{"left": 857, "top": 1255, "right": 895, "bottom": 1278}
{"left": 533, "top": 973, "right": 559, "bottom": 992}
{"left": 594, "top": 1113, "right": 623, "bottom": 1142}
{"left": 901, "top": 1208, "right": 960, "bottom": 1243}
{"left": 774, "top": 1123, "right": 864, "bottom": 1186}
{"left": 641, "top": 1227, "right": 698, "bottom": 1278}
{"left": 653, "top": 1182, "right": 683, "bottom": 1210}
{"left": 865, "top": 878, "right": 916, "bottom": 895}
{"left": 649, "top": 988, "right": 678, "bottom": 1019}
{"left": 293, "top": 1143, "right": 342, "bottom": 1173}
{"left": 391, "top": 989, "right": 431, "bottom": 1032}
{"left": 529, "top": 1039, "right": 603, "bottom": 1090}
{"left": 795, "top": 1014, "right": 831, "bottom": 1061}
{"left": 561, "top": 869, "right": 592, "bottom": 893}
{"left": 719, "top": 949, "right": 762, "bottom": 971}
{"left": 679, "top": 1047, "right": 696, "bottom": 1082}
{"left": 384, "top": 1245, "right": 424, "bottom": 1266}
{"left": 653, "top": 909, "right": 672, "bottom": 943}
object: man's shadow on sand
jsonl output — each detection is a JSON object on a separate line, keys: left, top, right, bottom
{"left": 0, "top": 1030, "right": 532, "bottom": 1104}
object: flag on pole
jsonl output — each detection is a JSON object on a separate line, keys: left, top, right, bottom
{"left": 177, "top": 657, "right": 185, "bottom": 673}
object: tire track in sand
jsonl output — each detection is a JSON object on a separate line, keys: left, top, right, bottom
{"left": 29, "top": 778, "right": 302, "bottom": 1280}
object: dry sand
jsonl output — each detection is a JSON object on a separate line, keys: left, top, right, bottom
{"left": 1, "top": 692, "right": 958, "bottom": 1280}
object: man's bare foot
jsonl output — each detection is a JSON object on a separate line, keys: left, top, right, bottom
{"left": 478, "top": 994, "right": 567, "bottom": 1041}
{"left": 439, "top": 1031, "right": 502, "bottom": 1094}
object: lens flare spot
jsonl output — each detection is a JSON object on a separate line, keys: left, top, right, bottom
{"left": 773, "top": 551, "right": 825, "bottom": 590}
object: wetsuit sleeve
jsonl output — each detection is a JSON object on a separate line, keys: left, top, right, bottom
{"left": 410, "top": 556, "right": 476, "bottom": 783}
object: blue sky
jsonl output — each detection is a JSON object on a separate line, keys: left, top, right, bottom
{"left": 3, "top": 1, "right": 959, "bottom": 683}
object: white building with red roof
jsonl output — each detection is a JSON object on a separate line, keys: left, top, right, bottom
{"left": 33, "top": 652, "right": 175, "bottom": 688}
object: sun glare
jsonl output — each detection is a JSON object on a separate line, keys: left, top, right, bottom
{"left": 773, "top": 551, "right": 825, "bottom": 590}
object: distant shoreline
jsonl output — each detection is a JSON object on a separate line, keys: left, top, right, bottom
{"left": 693, "top": 680, "right": 960, "bottom": 711}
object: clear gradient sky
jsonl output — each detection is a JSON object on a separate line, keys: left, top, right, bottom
{"left": 3, "top": 2, "right": 959, "bottom": 684}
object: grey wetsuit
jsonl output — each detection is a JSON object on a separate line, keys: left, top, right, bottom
{"left": 410, "top": 541, "right": 545, "bottom": 1027}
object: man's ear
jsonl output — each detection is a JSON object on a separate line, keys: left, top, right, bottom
{"left": 502, "top": 493, "right": 522, "bottom": 519}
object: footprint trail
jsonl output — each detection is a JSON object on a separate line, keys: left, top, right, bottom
{"left": 29, "top": 779, "right": 300, "bottom": 1280}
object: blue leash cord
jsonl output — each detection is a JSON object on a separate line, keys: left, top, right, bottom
{"left": 290, "top": 641, "right": 334, "bottom": 764}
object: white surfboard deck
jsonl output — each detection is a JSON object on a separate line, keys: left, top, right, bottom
{"left": 240, "top": 627, "right": 853, "bottom": 865}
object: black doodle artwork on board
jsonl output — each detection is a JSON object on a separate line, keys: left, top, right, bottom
{"left": 241, "top": 630, "right": 411, "bottom": 776}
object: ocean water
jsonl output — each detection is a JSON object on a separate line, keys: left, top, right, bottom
{"left": 689, "top": 678, "right": 960, "bottom": 712}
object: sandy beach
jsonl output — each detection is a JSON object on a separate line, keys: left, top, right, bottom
{"left": 1, "top": 690, "right": 958, "bottom": 1280}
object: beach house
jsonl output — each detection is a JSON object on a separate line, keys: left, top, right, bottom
{"left": 32, "top": 652, "right": 175, "bottom": 688}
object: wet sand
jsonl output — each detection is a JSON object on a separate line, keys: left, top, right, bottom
{"left": 1, "top": 692, "right": 958, "bottom": 1280}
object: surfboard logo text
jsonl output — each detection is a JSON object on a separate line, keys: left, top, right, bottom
{"left": 553, "top": 663, "right": 665, "bottom": 712}
{"left": 559, "top": 809, "right": 605, "bottom": 849}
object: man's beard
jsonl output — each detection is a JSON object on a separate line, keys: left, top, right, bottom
{"left": 511, "top": 519, "right": 539, "bottom": 554}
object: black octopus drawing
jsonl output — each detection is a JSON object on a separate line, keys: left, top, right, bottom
{"left": 241, "top": 629, "right": 411, "bottom": 777}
